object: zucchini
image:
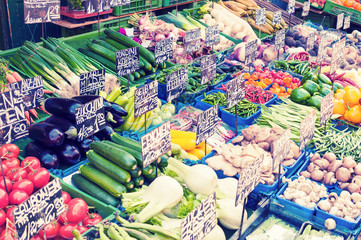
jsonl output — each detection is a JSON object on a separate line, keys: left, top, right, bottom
{"left": 134, "top": 176, "right": 144, "bottom": 187}
{"left": 79, "top": 48, "right": 116, "bottom": 71}
{"left": 158, "top": 155, "right": 168, "bottom": 168}
{"left": 129, "top": 167, "right": 141, "bottom": 178}
{"left": 105, "top": 29, "right": 155, "bottom": 63}
{"left": 133, "top": 71, "right": 141, "bottom": 79}
{"left": 139, "top": 69, "right": 145, "bottom": 76}
{"left": 103, "top": 140, "right": 142, "bottom": 166}
{"left": 87, "top": 43, "right": 116, "bottom": 62}
{"left": 141, "top": 164, "right": 154, "bottom": 176}
{"left": 125, "top": 180, "right": 135, "bottom": 191}
{"left": 92, "top": 39, "right": 118, "bottom": 52}
{"left": 79, "top": 165, "right": 126, "bottom": 198}
{"left": 126, "top": 73, "right": 135, "bottom": 82}
{"left": 71, "top": 174, "right": 120, "bottom": 207}
{"left": 144, "top": 167, "right": 160, "bottom": 182}
{"left": 91, "top": 141, "right": 137, "bottom": 171}
{"left": 87, "top": 150, "right": 131, "bottom": 184}
{"left": 110, "top": 133, "right": 141, "bottom": 152}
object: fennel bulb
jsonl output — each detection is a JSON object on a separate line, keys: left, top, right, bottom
{"left": 167, "top": 158, "right": 217, "bottom": 195}
{"left": 216, "top": 178, "right": 238, "bottom": 200}
{"left": 217, "top": 198, "right": 246, "bottom": 230}
{"left": 203, "top": 225, "right": 226, "bottom": 240}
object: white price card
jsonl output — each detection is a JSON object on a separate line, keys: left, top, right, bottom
{"left": 299, "top": 110, "right": 317, "bottom": 151}
{"left": 196, "top": 105, "right": 219, "bottom": 145}
{"left": 320, "top": 92, "right": 334, "bottom": 126}
{"left": 272, "top": 11, "right": 282, "bottom": 25}
{"left": 336, "top": 13, "right": 344, "bottom": 30}
{"left": 275, "top": 29, "right": 286, "bottom": 50}
{"left": 134, "top": 81, "right": 158, "bottom": 118}
{"left": 330, "top": 37, "right": 346, "bottom": 73}
{"left": 155, "top": 37, "right": 173, "bottom": 64}
{"left": 272, "top": 128, "right": 291, "bottom": 170}
{"left": 166, "top": 67, "right": 188, "bottom": 103}
{"left": 255, "top": 8, "right": 267, "bottom": 25}
{"left": 205, "top": 25, "right": 220, "bottom": 47}
{"left": 306, "top": 32, "right": 316, "bottom": 52}
{"left": 24, "top": 0, "right": 60, "bottom": 24}
{"left": 302, "top": 1, "right": 310, "bottom": 17}
{"left": 185, "top": 28, "right": 201, "bottom": 54}
{"left": 226, "top": 74, "right": 246, "bottom": 109}
{"left": 317, "top": 32, "right": 327, "bottom": 64}
{"left": 245, "top": 39, "right": 258, "bottom": 66}
{"left": 200, "top": 54, "right": 217, "bottom": 85}
{"left": 344, "top": 15, "right": 351, "bottom": 30}
{"left": 288, "top": 0, "right": 296, "bottom": 14}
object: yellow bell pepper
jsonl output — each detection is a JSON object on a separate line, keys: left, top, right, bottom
{"left": 171, "top": 138, "right": 196, "bottom": 151}
{"left": 170, "top": 130, "right": 196, "bottom": 139}
{"left": 187, "top": 153, "right": 199, "bottom": 161}
{"left": 187, "top": 148, "right": 206, "bottom": 160}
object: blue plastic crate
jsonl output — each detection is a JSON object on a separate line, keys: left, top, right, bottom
{"left": 194, "top": 90, "right": 225, "bottom": 114}
{"left": 220, "top": 106, "right": 261, "bottom": 128}
{"left": 283, "top": 149, "right": 307, "bottom": 178}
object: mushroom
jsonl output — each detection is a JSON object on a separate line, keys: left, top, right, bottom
{"left": 336, "top": 167, "right": 351, "bottom": 182}
{"left": 318, "top": 200, "right": 332, "bottom": 211}
{"left": 324, "top": 152, "right": 337, "bottom": 162}
{"left": 324, "top": 218, "right": 336, "bottom": 230}
{"left": 340, "top": 191, "right": 352, "bottom": 201}
{"left": 339, "top": 182, "right": 350, "bottom": 190}
{"left": 352, "top": 193, "right": 361, "bottom": 203}
{"left": 314, "top": 159, "right": 329, "bottom": 170}
{"left": 299, "top": 184, "right": 312, "bottom": 195}
{"left": 300, "top": 171, "right": 311, "bottom": 178}
{"left": 323, "top": 172, "right": 337, "bottom": 185}
{"left": 328, "top": 160, "right": 342, "bottom": 172}
{"left": 328, "top": 192, "right": 338, "bottom": 203}
{"left": 310, "top": 152, "right": 321, "bottom": 162}
{"left": 311, "top": 169, "right": 324, "bottom": 182}
{"left": 356, "top": 202, "right": 361, "bottom": 209}
{"left": 353, "top": 176, "right": 361, "bottom": 186}
{"left": 343, "top": 156, "right": 357, "bottom": 173}
{"left": 355, "top": 163, "right": 361, "bottom": 175}
{"left": 307, "top": 163, "right": 317, "bottom": 173}
{"left": 329, "top": 207, "right": 338, "bottom": 215}
{"left": 347, "top": 183, "right": 360, "bottom": 193}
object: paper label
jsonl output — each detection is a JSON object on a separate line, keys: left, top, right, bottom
{"left": 205, "top": 25, "right": 220, "bottom": 47}
{"left": 116, "top": 47, "right": 140, "bottom": 77}
{"left": 155, "top": 37, "right": 173, "bottom": 64}
{"left": 275, "top": 29, "right": 285, "bottom": 50}
{"left": 79, "top": 69, "right": 105, "bottom": 96}
{"left": 299, "top": 110, "right": 316, "bottom": 150}
{"left": 24, "top": 0, "right": 60, "bottom": 24}
{"left": 320, "top": 92, "right": 334, "bottom": 126}
{"left": 134, "top": 81, "right": 158, "bottom": 118}
{"left": 272, "top": 11, "right": 282, "bottom": 25}
{"left": 302, "top": 1, "right": 310, "bottom": 17}
{"left": 272, "top": 128, "right": 291, "bottom": 170}
{"left": 344, "top": 15, "right": 351, "bottom": 30}
{"left": 166, "top": 67, "right": 188, "bottom": 103}
{"left": 185, "top": 28, "right": 201, "bottom": 54}
{"left": 330, "top": 37, "right": 346, "bottom": 73}
{"left": 226, "top": 74, "right": 245, "bottom": 109}
{"left": 200, "top": 54, "right": 217, "bottom": 85}
{"left": 317, "top": 32, "right": 327, "bottom": 64}
{"left": 255, "top": 8, "right": 266, "bottom": 25}
{"left": 287, "top": 0, "right": 295, "bottom": 14}
{"left": 306, "top": 32, "right": 316, "bottom": 52}
{"left": 336, "top": 13, "right": 344, "bottom": 30}
{"left": 196, "top": 105, "right": 219, "bottom": 145}
{"left": 245, "top": 39, "right": 258, "bottom": 66}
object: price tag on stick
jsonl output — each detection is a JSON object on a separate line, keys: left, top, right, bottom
{"left": 245, "top": 39, "right": 258, "bottom": 66}
{"left": 288, "top": 0, "right": 296, "bottom": 14}
{"left": 205, "top": 25, "right": 220, "bottom": 47}
{"left": 344, "top": 15, "right": 351, "bottom": 30}
{"left": 302, "top": 1, "right": 310, "bottom": 17}
{"left": 155, "top": 37, "right": 173, "bottom": 64}
{"left": 116, "top": 47, "right": 140, "bottom": 88}
{"left": 306, "top": 32, "right": 316, "bottom": 52}
{"left": 226, "top": 74, "right": 246, "bottom": 109}
{"left": 255, "top": 8, "right": 266, "bottom": 25}
{"left": 299, "top": 110, "right": 317, "bottom": 151}
{"left": 13, "top": 178, "right": 64, "bottom": 240}
{"left": 134, "top": 81, "right": 159, "bottom": 118}
{"left": 24, "top": 0, "right": 60, "bottom": 24}
{"left": 196, "top": 105, "right": 219, "bottom": 146}
{"left": 166, "top": 67, "right": 188, "bottom": 103}
{"left": 185, "top": 28, "right": 201, "bottom": 54}
{"left": 336, "top": 13, "right": 345, "bottom": 30}
{"left": 181, "top": 192, "right": 217, "bottom": 240}
{"left": 79, "top": 69, "right": 105, "bottom": 96}
{"left": 272, "top": 11, "right": 282, "bottom": 25}
{"left": 317, "top": 32, "right": 327, "bottom": 65}
{"left": 330, "top": 37, "right": 346, "bottom": 74}
{"left": 320, "top": 92, "right": 334, "bottom": 127}
{"left": 272, "top": 128, "right": 291, "bottom": 171}
{"left": 275, "top": 29, "right": 285, "bottom": 51}
{"left": 86, "top": 0, "right": 99, "bottom": 13}
{"left": 200, "top": 54, "right": 217, "bottom": 85}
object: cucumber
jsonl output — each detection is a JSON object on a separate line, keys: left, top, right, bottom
{"left": 141, "top": 164, "right": 154, "bottom": 176}
{"left": 126, "top": 73, "right": 135, "bottom": 82}
{"left": 79, "top": 165, "right": 126, "bottom": 198}
{"left": 133, "top": 71, "right": 141, "bottom": 79}
{"left": 139, "top": 69, "right": 145, "bottom": 76}
{"left": 158, "top": 155, "right": 168, "bottom": 168}
{"left": 87, "top": 150, "right": 131, "bottom": 184}
{"left": 91, "top": 141, "right": 137, "bottom": 171}
{"left": 129, "top": 167, "right": 141, "bottom": 178}
{"left": 79, "top": 48, "right": 116, "bottom": 71}
{"left": 71, "top": 174, "right": 120, "bottom": 207}
{"left": 134, "top": 176, "right": 144, "bottom": 187}
{"left": 87, "top": 43, "right": 116, "bottom": 62}
{"left": 92, "top": 39, "right": 118, "bottom": 52}
{"left": 144, "top": 167, "right": 160, "bottom": 182}
{"left": 110, "top": 133, "right": 141, "bottom": 152}
{"left": 103, "top": 141, "right": 142, "bottom": 166}
{"left": 125, "top": 180, "right": 135, "bottom": 191}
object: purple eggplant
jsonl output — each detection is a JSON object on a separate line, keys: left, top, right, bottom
{"left": 44, "top": 116, "right": 77, "bottom": 140}
{"left": 72, "top": 95, "right": 112, "bottom": 111}
{"left": 28, "top": 123, "right": 64, "bottom": 147}
{"left": 76, "top": 137, "right": 94, "bottom": 157}
{"left": 44, "top": 98, "right": 82, "bottom": 123}
{"left": 107, "top": 113, "right": 125, "bottom": 129}
{"left": 109, "top": 103, "right": 127, "bottom": 117}
{"left": 25, "top": 142, "right": 59, "bottom": 169}
{"left": 56, "top": 141, "right": 81, "bottom": 165}
{"left": 95, "top": 124, "right": 114, "bottom": 140}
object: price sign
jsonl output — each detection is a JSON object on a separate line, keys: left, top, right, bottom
{"left": 306, "top": 32, "right": 316, "bottom": 52}
{"left": 141, "top": 122, "right": 171, "bottom": 168}
{"left": 0, "top": 90, "right": 28, "bottom": 144}
{"left": 13, "top": 178, "right": 64, "bottom": 240}
{"left": 116, "top": 47, "right": 140, "bottom": 77}
{"left": 299, "top": 110, "right": 317, "bottom": 151}
{"left": 344, "top": 15, "right": 351, "bottom": 30}
{"left": 200, "top": 54, "right": 217, "bottom": 85}
{"left": 235, "top": 154, "right": 263, "bottom": 207}
{"left": 272, "top": 128, "right": 291, "bottom": 170}
{"left": 101, "top": 0, "right": 111, "bottom": 11}
{"left": 226, "top": 74, "right": 245, "bottom": 109}
{"left": 155, "top": 37, "right": 173, "bottom": 64}
{"left": 75, "top": 97, "right": 106, "bottom": 141}
{"left": 166, "top": 67, "right": 188, "bottom": 103}
{"left": 336, "top": 13, "right": 344, "bottom": 30}
{"left": 255, "top": 8, "right": 266, "bottom": 25}
{"left": 9, "top": 76, "right": 45, "bottom": 111}
{"left": 79, "top": 69, "right": 105, "bottom": 96}
{"left": 330, "top": 37, "right": 346, "bottom": 73}
{"left": 275, "top": 29, "right": 285, "bottom": 50}
{"left": 86, "top": 0, "right": 111, "bottom": 13}
{"left": 317, "top": 32, "right": 327, "bottom": 64}
{"left": 24, "top": 0, "right": 60, "bottom": 24}
{"left": 134, "top": 81, "right": 158, "bottom": 118}
{"left": 196, "top": 105, "right": 219, "bottom": 145}
{"left": 320, "top": 92, "right": 334, "bottom": 126}
{"left": 302, "top": 1, "right": 310, "bottom": 17}
{"left": 181, "top": 192, "right": 217, "bottom": 240}
{"left": 185, "top": 28, "right": 201, "bottom": 54}
{"left": 272, "top": 11, "right": 282, "bottom": 25}
{"left": 205, "top": 25, "right": 220, "bottom": 47}
{"left": 245, "top": 39, "right": 258, "bottom": 66}
{"left": 110, "top": 0, "right": 130, "bottom": 6}
{"left": 287, "top": 0, "right": 296, "bottom": 14}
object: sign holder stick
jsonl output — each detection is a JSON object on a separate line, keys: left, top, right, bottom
{"left": 0, "top": 158, "right": 9, "bottom": 195}
{"left": 277, "top": 162, "right": 281, "bottom": 190}
{"left": 235, "top": 104, "right": 238, "bottom": 136}
{"left": 289, "top": 12, "right": 292, "bottom": 27}
{"left": 144, "top": 113, "right": 147, "bottom": 134}
{"left": 204, "top": 139, "right": 207, "bottom": 159}
{"left": 127, "top": 74, "right": 130, "bottom": 89}
{"left": 97, "top": 12, "right": 101, "bottom": 40}
{"left": 192, "top": 0, "right": 195, "bottom": 17}
{"left": 258, "top": 28, "right": 261, "bottom": 39}
{"left": 42, "top": 23, "right": 45, "bottom": 38}
{"left": 237, "top": 198, "right": 247, "bottom": 240}
{"left": 43, "top": 230, "right": 47, "bottom": 240}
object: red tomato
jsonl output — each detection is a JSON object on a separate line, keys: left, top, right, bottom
{"left": 27, "top": 168, "right": 50, "bottom": 189}
{"left": 59, "top": 224, "right": 78, "bottom": 239}
{"left": 62, "top": 191, "right": 71, "bottom": 204}
{"left": 67, "top": 198, "right": 88, "bottom": 224}
{"left": 0, "top": 209, "right": 5, "bottom": 226}
{"left": 3, "top": 158, "right": 20, "bottom": 169}
{"left": 53, "top": 235, "right": 66, "bottom": 240}
{"left": 0, "top": 164, "right": 9, "bottom": 176}
{"left": 39, "top": 221, "right": 61, "bottom": 239}
{"left": 30, "top": 235, "right": 42, "bottom": 240}
{"left": 8, "top": 168, "right": 27, "bottom": 182}
{"left": 0, "top": 177, "right": 12, "bottom": 192}
{"left": 9, "top": 189, "right": 29, "bottom": 205}
{"left": 82, "top": 213, "right": 102, "bottom": 226}
{"left": 12, "top": 179, "right": 34, "bottom": 195}
{"left": 0, "top": 189, "right": 8, "bottom": 209}
{"left": 76, "top": 225, "right": 88, "bottom": 234}
{"left": 58, "top": 204, "right": 69, "bottom": 225}
{"left": 6, "top": 206, "right": 16, "bottom": 222}
{"left": 0, "top": 228, "right": 16, "bottom": 240}
{"left": 21, "top": 157, "right": 41, "bottom": 173}
{"left": 0, "top": 144, "right": 19, "bottom": 159}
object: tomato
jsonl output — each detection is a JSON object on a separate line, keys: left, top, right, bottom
{"left": 6, "top": 206, "right": 16, "bottom": 222}
{"left": 76, "top": 225, "right": 88, "bottom": 234}
{"left": 30, "top": 235, "right": 42, "bottom": 240}
{"left": 67, "top": 198, "right": 88, "bottom": 224}
{"left": 27, "top": 168, "right": 50, "bottom": 189}
{"left": 0, "top": 228, "right": 16, "bottom": 240}
{"left": 62, "top": 191, "right": 71, "bottom": 204}
{"left": 58, "top": 204, "right": 69, "bottom": 225}
{"left": 9, "top": 189, "right": 29, "bottom": 205}
{"left": 21, "top": 157, "right": 41, "bottom": 173}
{"left": 0, "top": 189, "right": 8, "bottom": 209}
{"left": 82, "top": 213, "right": 102, "bottom": 226}
{"left": 12, "top": 179, "right": 34, "bottom": 195}
{"left": 53, "top": 235, "right": 66, "bottom": 240}
{"left": 3, "top": 158, "right": 20, "bottom": 169}
{"left": 8, "top": 168, "right": 27, "bottom": 182}
{"left": 0, "top": 209, "right": 5, "bottom": 226}
{"left": 59, "top": 224, "right": 78, "bottom": 239}
{"left": 39, "top": 221, "right": 61, "bottom": 239}
{"left": 0, "top": 164, "right": 9, "bottom": 176}
{"left": 0, "top": 144, "right": 19, "bottom": 159}
{"left": 0, "top": 176, "right": 12, "bottom": 192}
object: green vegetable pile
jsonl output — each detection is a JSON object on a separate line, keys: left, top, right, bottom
{"left": 274, "top": 60, "right": 315, "bottom": 76}
{"left": 225, "top": 100, "right": 259, "bottom": 118}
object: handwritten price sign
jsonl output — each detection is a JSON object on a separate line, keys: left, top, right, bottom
{"left": 24, "top": 0, "right": 60, "bottom": 24}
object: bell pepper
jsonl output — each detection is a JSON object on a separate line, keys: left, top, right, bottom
{"left": 306, "top": 95, "right": 322, "bottom": 110}
{"left": 303, "top": 81, "right": 320, "bottom": 95}
{"left": 320, "top": 87, "right": 332, "bottom": 97}
{"left": 345, "top": 104, "right": 361, "bottom": 124}
{"left": 290, "top": 88, "right": 311, "bottom": 104}
{"left": 317, "top": 73, "right": 332, "bottom": 85}
{"left": 343, "top": 86, "right": 361, "bottom": 105}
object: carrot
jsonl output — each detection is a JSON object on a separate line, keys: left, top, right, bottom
{"left": 6, "top": 74, "right": 17, "bottom": 84}
{"left": 29, "top": 109, "right": 38, "bottom": 119}
{"left": 11, "top": 72, "right": 23, "bottom": 81}
{"left": 38, "top": 106, "right": 50, "bottom": 115}
{"left": 24, "top": 111, "right": 30, "bottom": 123}
{"left": 43, "top": 90, "right": 53, "bottom": 94}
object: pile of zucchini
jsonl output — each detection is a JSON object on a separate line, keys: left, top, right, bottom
{"left": 71, "top": 133, "right": 168, "bottom": 207}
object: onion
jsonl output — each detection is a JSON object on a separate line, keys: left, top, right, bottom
{"left": 138, "top": 16, "right": 146, "bottom": 25}
{"left": 118, "top": 28, "right": 126, "bottom": 35}
{"left": 155, "top": 34, "right": 166, "bottom": 42}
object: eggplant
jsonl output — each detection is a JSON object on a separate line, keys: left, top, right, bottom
{"left": 107, "top": 112, "right": 125, "bottom": 129}
{"left": 44, "top": 116, "right": 77, "bottom": 140}
{"left": 95, "top": 124, "right": 114, "bottom": 141}
{"left": 72, "top": 95, "right": 112, "bottom": 111}
{"left": 28, "top": 123, "right": 64, "bottom": 147}
{"left": 44, "top": 98, "right": 82, "bottom": 123}
{"left": 109, "top": 103, "right": 127, "bottom": 117}
{"left": 25, "top": 142, "right": 59, "bottom": 169}
{"left": 56, "top": 141, "right": 81, "bottom": 165}
{"left": 76, "top": 137, "right": 94, "bottom": 157}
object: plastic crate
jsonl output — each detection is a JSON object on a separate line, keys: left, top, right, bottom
{"left": 220, "top": 106, "right": 261, "bottom": 128}
{"left": 194, "top": 90, "right": 225, "bottom": 113}
{"left": 112, "top": 0, "right": 161, "bottom": 16}
{"left": 163, "top": 0, "right": 192, "bottom": 7}
{"left": 91, "top": 17, "right": 131, "bottom": 31}
{"left": 324, "top": 0, "right": 361, "bottom": 24}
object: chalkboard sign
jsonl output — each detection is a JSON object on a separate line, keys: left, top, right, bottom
{"left": 196, "top": 105, "right": 219, "bottom": 145}
{"left": 302, "top": 1, "right": 310, "bottom": 17}
{"left": 75, "top": 97, "right": 106, "bottom": 141}
{"left": 317, "top": 32, "right": 327, "bottom": 64}
{"left": 226, "top": 74, "right": 245, "bottom": 109}
{"left": 166, "top": 67, "right": 188, "bottom": 103}
{"left": 155, "top": 38, "right": 173, "bottom": 64}
{"left": 9, "top": 76, "right": 45, "bottom": 111}
{"left": 235, "top": 154, "right": 263, "bottom": 207}
{"left": 272, "top": 128, "right": 291, "bottom": 170}
{"left": 24, "top": 0, "right": 60, "bottom": 24}
{"left": 336, "top": 13, "right": 345, "bottom": 30}
{"left": 134, "top": 81, "right": 158, "bottom": 118}
{"left": 344, "top": 15, "right": 351, "bottom": 30}
{"left": 14, "top": 178, "right": 64, "bottom": 240}
{"left": 0, "top": 90, "right": 28, "bottom": 144}
{"left": 116, "top": 47, "right": 140, "bottom": 77}
{"left": 272, "top": 11, "right": 282, "bottom": 25}
{"left": 275, "top": 29, "right": 285, "bottom": 50}
{"left": 110, "top": 0, "right": 130, "bottom": 6}
{"left": 306, "top": 32, "right": 316, "bottom": 52}
{"left": 287, "top": 0, "right": 296, "bottom": 14}
{"left": 299, "top": 110, "right": 316, "bottom": 151}
{"left": 86, "top": 0, "right": 111, "bottom": 13}
{"left": 330, "top": 37, "right": 346, "bottom": 73}
{"left": 255, "top": 8, "right": 266, "bottom": 25}
{"left": 79, "top": 69, "right": 105, "bottom": 96}
{"left": 185, "top": 28, "right": 201, "bottom": 54}
{"left": 140, "top": 122, "right": 171, "bottom": 168}
{"left": 245, "top": 39, "right": 258, "bottom": 66}
{"left": 205, "top": 25, "right": 220, "bottom": 47}
{"left": 320, "top": 92, "right": 334, "bottom": 126}
{"left": 181, "top": 192, "right": 217, "bottom": 240}
{"left": 200, "top": 54, "right": 217, "bottom": 85}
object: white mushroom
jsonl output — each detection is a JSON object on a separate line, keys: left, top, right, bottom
{"left": 324, "top": 218, "right": 336, "bottom": 230}
{"left": 318, "top": 200, "right": 332, "bottom": 211}
{"left": 352, "top": 193, "right": 361, "bottom": 203}
{"left": 340, "top": 191, "right": 352, "bottom": 202}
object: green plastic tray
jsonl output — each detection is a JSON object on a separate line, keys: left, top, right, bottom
{"left": 112, "top": 0, "right": 161, "bottom": 16}
{"left": 323, "top": 0, "right": 361, "bottom": 24}
{"left": 163, "top": 0, "right": 192, "bottom": 7}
